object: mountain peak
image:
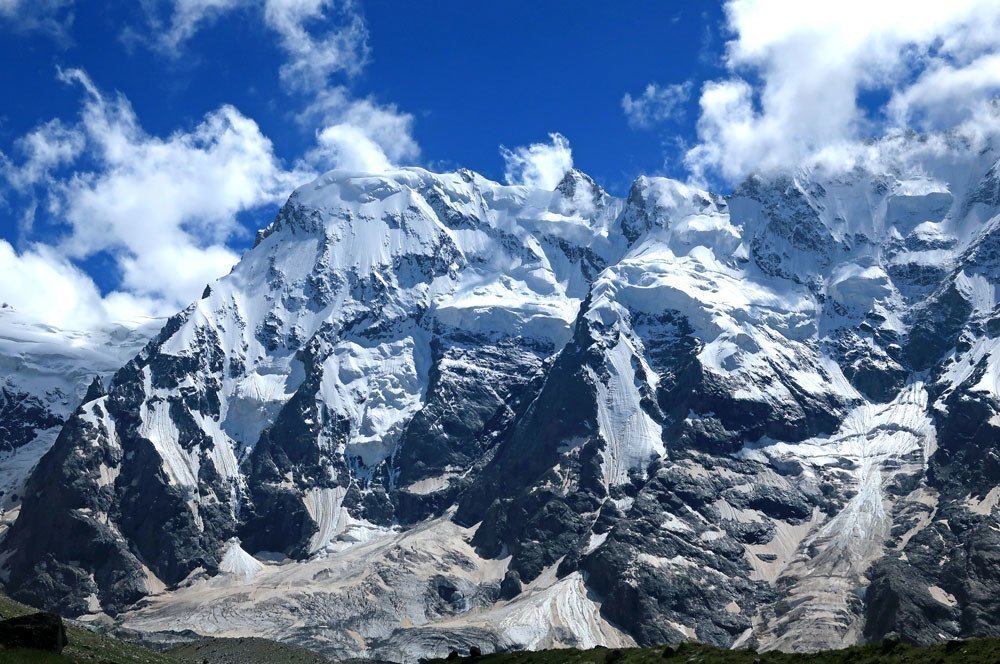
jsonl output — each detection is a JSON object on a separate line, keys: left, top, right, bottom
{"left": 556, "top": 167, "right": 604, "bottom": 197}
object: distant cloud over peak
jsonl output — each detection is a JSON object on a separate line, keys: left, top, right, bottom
{"left": 500, "top": 133, "right": 574, "bottom": 190}
{"left": 686, "top": 0, "right": 1000, "bottom": 185}
{"left": 621, "top": 82, "right": 692, "bottom": 129}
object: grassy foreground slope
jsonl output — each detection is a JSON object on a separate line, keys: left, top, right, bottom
{"left": 166, "top": 636, "right": 330, "bottom": 663}
{"left": 0, "top": 594, "right": 174, "bottom": 664}
{"left": 0, "top": 595, "right": 320, "bottom": 664}
{"left": 427, "top": 640, "right": 1000, "bottom": 664}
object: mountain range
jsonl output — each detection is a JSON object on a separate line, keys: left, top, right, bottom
{"left": 1, "top": 128, "right": 999, "bottom": 661}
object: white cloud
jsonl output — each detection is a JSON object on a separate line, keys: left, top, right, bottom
{"left": 888, "top": 53, "right": 1000, "bottom": 126}
{"left": 156, "top": 0, "right": 244, "bottom": 49}
{"left": 1, "top": 118, "right": 84, "bottom": 190}
{"left": 298, "top": 87, "right": 419, "bottom": 172}
{"left": 686, "top": 0, "right": 1000, "bottom": 184}
{"left": 141, "top": 2, "right": 404, "bottom": 171}
{"left": 264, "top": 0, "right": 368, "bottom": 91}
{"left": 1, "top": 68, "right": 311, "bottom": 327}
{"left": 52, "top": 68, "right": 308, "bottom": 304}
{"left": 0, "top": 241, "right": 163, "bottom": 329}
{"left": 304, "top": 125, "right": 391, "bottom": 173}
{"left": 149, "top": 0, "right": 368, "bottom": 91}
{"left": 0, "top": 0, "right": 74, "bottom": 40}
{"left": 500, "top": 133, "right": 574, "bottom": 190}
{"left": 1, "top": 0, "right": 420, "bottom": 330}
{"left": 621, "top": 82, "right": 692, "bottom": 129}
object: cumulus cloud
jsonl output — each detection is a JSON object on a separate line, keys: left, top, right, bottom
{"left": 0, "top": 241, "right": 164, "bottom": 329}
{"left": 142, "top": 1, "right": 408, "bottom": 173}
{"left": 500, "top": 133, "right": 574, "bottom": 190}
{"left": 621, "top": 82, "right": 692, "bottom": 129}
{"left": 0, "top": 68, "right": 310, "bottom": 327}
{"left": 303, "top": 125, "right": 392, "bottom": 173}
{"left": 53, "top": 68, "right": 307, "bottom": 302}
{"left": 686, "top": 0, "right": 1000, "bottom": 184}
{"left": 299, "top": 87, "right": 419, "bottom": 172}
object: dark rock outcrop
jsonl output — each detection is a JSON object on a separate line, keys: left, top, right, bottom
{"left": 0, "top": 612, "right": 67, "bottom": 653}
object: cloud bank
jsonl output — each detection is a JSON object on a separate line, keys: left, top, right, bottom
{"left": 685, "top": 0, "right": 1000, "bottom": 184}
{"left": 1, "top": 69, "right": 307, "bottom": 327}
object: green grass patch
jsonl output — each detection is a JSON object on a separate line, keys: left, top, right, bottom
{"left": 426, "top": 639, "right": 1000, "bottom": 664}
{"left": 0, "top": 594, "right": 176, "bottom": 664}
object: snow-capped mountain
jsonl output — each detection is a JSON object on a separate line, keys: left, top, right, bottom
{"left": 4, "top": 130, "right": 1000, "bottom": 659}
{"left": 0, "top": 308, "right": 159, "bottom": 536}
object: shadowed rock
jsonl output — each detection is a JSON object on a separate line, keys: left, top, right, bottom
{"left": 0, "top": 612, "right": 67, "bottom": 653}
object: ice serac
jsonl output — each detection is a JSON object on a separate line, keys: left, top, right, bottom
{"left": 6, "top": 131, "right": 1000, "bottom": 658}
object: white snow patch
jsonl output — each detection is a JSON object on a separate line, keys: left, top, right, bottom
{"left": 138, "top": 389, "right": 200, "bottom": 488}
{"left": 827, "top": 263, "right": 892, "bottom": 311}
{"left": 491, "top": 572, "right": 633, "bottom": 651}
{"left": 591, "top": 335, "right": 664, "bottom": 486}
{"left": 320, "top": 331, "right": 430, "bottom": 468}
{"left": 954, "top": 270, "right": 996, "bottom": 315}
{"left": 219, "top": 539, "right": 263, "bottom": 582}
{"left": 584, "top": 531, "right": 608, "bottom": 554}
{"left": 403, "top": 473, "right": 457, "bottom": 495}
{"left": 965, "top": 486, "right": 1000, "bottom": 515}
{"left": 302, "top": 487, "right": 348, "bottom": 554}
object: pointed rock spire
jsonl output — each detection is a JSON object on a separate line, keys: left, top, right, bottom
{"left": 83, "top": 376, "right": 106, "bottom": 403}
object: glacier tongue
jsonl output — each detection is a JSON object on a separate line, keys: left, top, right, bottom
{"left": 745, "top": 383, "right": 935, "bottom": 651}
{"left": 116, "top": 516, "right": 632, "bottom": 662}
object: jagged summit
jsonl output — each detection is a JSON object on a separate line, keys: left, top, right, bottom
{"left": 3, "top": 139, "right": 1000, "bottom": 659}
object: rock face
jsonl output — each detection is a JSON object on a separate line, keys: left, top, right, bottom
{"left": 0, "top": 612, "right": 68, "bottom": 653}
{"left": 4, "top": 130, "right": 1000, "bottom": 658}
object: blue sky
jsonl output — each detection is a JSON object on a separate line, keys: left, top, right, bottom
{"left": 0, "top": 2, "right": 721, "bottom": 191}
{"left": 2, "top": 0, "right": 1000, "bottom": 328}
{"left": 357, "top": 2, "right": 723, "bottom": 188}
